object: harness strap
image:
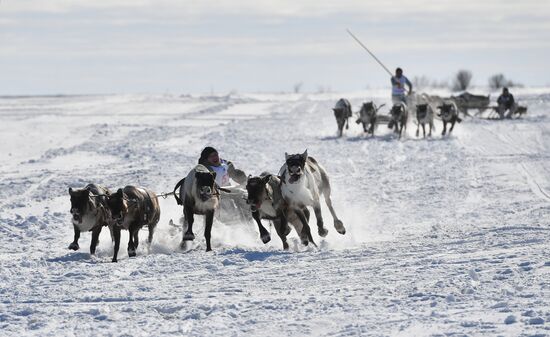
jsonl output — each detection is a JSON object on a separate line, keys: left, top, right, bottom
{"left": 141, "top": 189, "right": 154, "bottom": 223}
{"left": 172, "top": 178, "right": 186, "bottom": 205}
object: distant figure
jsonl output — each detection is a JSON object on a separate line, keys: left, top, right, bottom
{"left": 198, "top": 147, "right": 247, "bottom": 187}
{"left": 496, "top": 87, "right": 517, "bottom": 119}
{"left": 391, "top": 67, "right": 413, "bottom": 105}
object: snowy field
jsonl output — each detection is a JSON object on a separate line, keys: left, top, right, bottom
{"left": 1, "top": 88, "right": 549, "bottom": 336}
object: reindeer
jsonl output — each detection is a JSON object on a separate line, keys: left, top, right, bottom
{"left": 174, "top": 164, "right": 220, "bottom": 252}
{"left": 278, "top": 151, "right": 345, "bottom": 246}
{"left": 415, "top": 104, "right": 435, "bottom": 138}
{"left": 106, "top": 186, "right": 160, "bottom": 262}
{"left": 388, "top": 102, "right": 408, "bottom": 139}
{"left": 333, "top": 98, "right": 352, "bottom": 137}
{"left": 437, "top": 102, "right": 462, "bottom": 136}
{"left": 245, "top": 173, "right": 312, "bottom": 249}
{"left": 68, "top": 184, "right": 113, "bottom": 256}
{"left": 356, "top": 102, "right": 385, "bottom": 135}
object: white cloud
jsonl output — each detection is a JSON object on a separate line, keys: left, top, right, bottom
{"left": 2, "top": 0, "right": 547, "bottom": 18}
{"left": 1, "top": 0, "right": 549, "bottom": 93}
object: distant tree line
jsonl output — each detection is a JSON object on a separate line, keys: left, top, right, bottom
{"left": 411, "top": 70, "right": 522, "bottom": 92}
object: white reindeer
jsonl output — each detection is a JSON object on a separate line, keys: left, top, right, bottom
{"left": 278, "top": 150, "right": 346, "bottom": 245}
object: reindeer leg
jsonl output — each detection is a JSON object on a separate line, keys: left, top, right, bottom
{"left": 442, "top": 121, "right": 447, "bottom": 136}
{"left": 181, "top": 203, "right": 195, "bottom": 243}
{"left": 204, "top": 210, "right": 214, "bottom": 252}
{"left": 422, "top": 123, "right": 426, "bottom": 138}
{"left": 252, "top": 211, "right": 271, "bottom": 244}
{"left": 89, "top": 226, "right": 102, "bottom": 255}
{"left": 295, "top": 208, "right": 316, "bottom": 247}
{"left": 128, "top": 226, "right": 137, "bottom": 257}
{"left": 273, "top": 216, "right": 289, "bottom": 250}
{"left": 319, "top": 174, "right": 345, "bottom": 235}
{"left": 449, "top": 119, "right": 456, "bottom": 133}
{"left": 416, "top": 123, "right": 420, "bottom": 137}
{"left": 133, "top": 228, "right": 139, "bottom": 251}
{"left": 313, "top": 202, "right": 328, "bottom": 237}
{"left": 69, "top": 225, "right": 80, "bottom": 251}
{"left": 429, "top": 122, "right": 433, "bottom": 137}
{"left": 112, "top": 226, "right": 121, "bottom": 262}
{"left": 109, "top": 225, "right": 115, "bottom": 243}
{"left": 147, "top": 223, "right": 155, "bottom": 245}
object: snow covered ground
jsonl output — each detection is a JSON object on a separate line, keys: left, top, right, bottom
{"left": 1, "top": 89, "right": 549, "bottom": 336}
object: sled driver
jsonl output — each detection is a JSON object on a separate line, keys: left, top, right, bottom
{"left": 391, "top": 67, "right": 413, "bottom": 105}
{"left": 198, "top": 146, "right": 247, "bottom": 187}
{"left": 496, "top": 87, "right": 518, "bottom": 119}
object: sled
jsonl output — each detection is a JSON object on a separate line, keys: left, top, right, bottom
{"left": 216, "top": 185, "right": 253, "bottom": 225}
{"left": 473, "top": 105, "right": 528, "bottom": 120}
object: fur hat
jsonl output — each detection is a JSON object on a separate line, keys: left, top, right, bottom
{"left": 199, "top": 146, "right": 218, "bottom": 164}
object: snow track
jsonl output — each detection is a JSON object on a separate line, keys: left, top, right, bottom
{"left": 0, "top": 91, "right": 549, "bottom": 336}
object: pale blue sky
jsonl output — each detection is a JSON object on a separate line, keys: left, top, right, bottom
{"left": 1, "top": 0, "right": 549, "bottom": 94}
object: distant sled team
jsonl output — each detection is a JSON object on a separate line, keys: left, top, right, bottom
{"left": 333, "top": 87, "right": 526, "bottom": 138}
{"left": 68, "top": 150, "right": 346, "bottom": 262}
{"left": 335, "top": 97, "right": 461, "bottom": 139}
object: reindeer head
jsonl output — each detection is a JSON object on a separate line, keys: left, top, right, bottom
{"left": 195, "top": 171, "right": 217, "bottom": 202}
{"left": 416, "top": 104, "right": 428, "bottom": 119}
{"left": 246, "top": 175, "right": 272, "bottom": 212}
{"left": 360, "top": 102, "right": 376, "bottom": 117}
{"left": 106, "top": 188, "right": 129, "bottom": 226}
{"left": 437, "top": 103, "right": 455, "bottom": 119}
{"left": 391, "top": 104, "right": 405, "bottom": 119}
{"left": 69, "top": 187, "right": 92, "bottom": 224}
{"left": 285, "top": 150, "right": 308, "bottom": 183}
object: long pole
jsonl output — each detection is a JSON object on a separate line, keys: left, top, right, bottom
{"left": 346, "top": 29, "right": 393, "bottom": 77}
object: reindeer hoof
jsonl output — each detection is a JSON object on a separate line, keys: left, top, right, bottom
{"left": 182, "top": 232, "right": 195, "bottom": 241}
{"left": 318, "top": 227, "right": 329, "bottom": 237}
{"left": 68, "top": 242, "right": 79, "bottom": 251}
{"left": 128, "top": 248, "right": 136, "bottom": 257}
{"left": 112, "top": 258, "right": 118, "bottom": 263}
{"left": 206, "top": 247, "right": 212, "bottom": 252}
{"left": 283, "top": 242, "right": 289, "bottom": 250}
{"left": 334, "top": 220, "right": 346, "bottom": 235}
{"left": 261, "top": 233, "right": 271, "bottom": 244}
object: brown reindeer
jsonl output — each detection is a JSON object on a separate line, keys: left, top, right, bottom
{"left": 68, "top": 184, "right": 113, "bottom": 256}
{"left": 106, "top": 186, "right": 160, "bottom": 262}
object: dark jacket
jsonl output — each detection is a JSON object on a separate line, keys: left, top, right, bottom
{"left": 497, "top": 93, "right": 515, "bottom": 109}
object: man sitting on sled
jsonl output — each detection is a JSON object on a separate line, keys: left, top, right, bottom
{"left": 496, "top": 87, "right": 518, "bottom": 119}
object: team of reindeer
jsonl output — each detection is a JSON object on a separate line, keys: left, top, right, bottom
{"left": 69, "top": 151, "right": 345, "bottom": 262}
{"left": 68, "top": 97, "right": 461, "bottom": 262}
{"left": 333, "top": 95, "right": 462, "bottom": 139}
